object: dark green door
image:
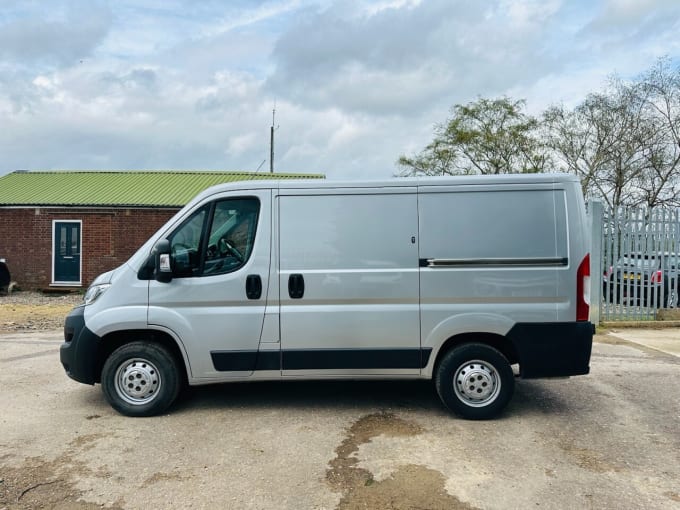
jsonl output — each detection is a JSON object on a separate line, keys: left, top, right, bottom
{"left": 54, "top": 221, "right": 81, "bottom": 283}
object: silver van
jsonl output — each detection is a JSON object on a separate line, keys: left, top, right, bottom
{"left": 61, "top": 174, "right": 593, "bottom": 419}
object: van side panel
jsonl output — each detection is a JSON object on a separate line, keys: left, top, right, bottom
{"left": 278, "top": 189, "right": 421, "bottom": 374}
{"left": 418, "top": 185, "right": 565, "bottom": 358}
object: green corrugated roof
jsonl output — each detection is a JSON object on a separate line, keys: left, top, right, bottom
{"left": 0, "top": 171, "right": 324, "bottom": 207}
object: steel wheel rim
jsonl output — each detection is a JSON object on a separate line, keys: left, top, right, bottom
{"left": 453, "top": 359, "right": 501, "bottom": 407}
{"left": 114, "top": 357, "right": 162, "bottom": 406}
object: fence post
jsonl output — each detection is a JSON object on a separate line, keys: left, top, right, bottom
{"left": 589, "top": 200, "right": 604, "bottom": 325}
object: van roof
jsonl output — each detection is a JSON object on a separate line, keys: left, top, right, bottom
{"left": 194, "top": 172, "right": 580, "bottom": 199}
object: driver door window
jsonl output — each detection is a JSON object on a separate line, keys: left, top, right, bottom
{"left": 168, "top": 198, "right": 260, "bottom": 277}
{"left": 204, "top": 199, "right": 259, "bottom": 275}
{"left": 169, "top": 206, "right": 208, "bottom": 276}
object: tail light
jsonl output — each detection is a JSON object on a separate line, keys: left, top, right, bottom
{"left": 577, "top": 254, "right": 590, "bottom": 322}
{"left": 651, "top": 270, "right": 663, "bottom": 283}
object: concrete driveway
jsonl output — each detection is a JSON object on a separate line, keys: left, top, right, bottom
{"left": 1, "top": 330, "right": 679, "bottom": 509}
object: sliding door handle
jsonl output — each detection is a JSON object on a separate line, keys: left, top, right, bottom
{"left": 288, "top": 274, "right": 305, "bottom": 299}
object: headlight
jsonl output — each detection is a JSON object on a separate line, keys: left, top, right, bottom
{"left": 83, "top": 284, "right": 111, "bottom": 305}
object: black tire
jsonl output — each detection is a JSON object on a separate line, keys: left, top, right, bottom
{"left": 435, "top": 343, "right": 514, "bottom": 420}
{"left": 101, "top": 342, "right": 182, "bottom": 417}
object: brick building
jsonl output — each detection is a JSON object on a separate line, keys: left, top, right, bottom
{"left": 0, "top": 171, "right": 321, "bottom": 290}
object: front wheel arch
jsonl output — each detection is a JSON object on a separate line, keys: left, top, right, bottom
{"left": 96, "top": 329, "right": 188, "bottom": 386}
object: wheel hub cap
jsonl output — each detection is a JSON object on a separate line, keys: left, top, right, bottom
{"left": 454, "top": 361, "right": 500, "bottom": 406}
{"left": 115, "top": 358, "right": 161, "bottom": 405}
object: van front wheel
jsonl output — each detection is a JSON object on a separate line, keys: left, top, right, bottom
{"left": 101, "top": 342, "right": 181, "bottom": 417}
{"left": 435, "top": 343, "right": 514, "bottom": 420}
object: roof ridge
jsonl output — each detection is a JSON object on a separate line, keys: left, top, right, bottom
{"left": 0, "top": 170, "right": 325, "bottom": 207}
{"left": 8, "top": 170, "right": 318, "bottom": 175}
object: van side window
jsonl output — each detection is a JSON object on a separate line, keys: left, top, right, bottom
{"left": 203, "top": 198, "right": 260, "bottom": 276}
{"left": 168, "top": 198, "right": 260, "bottom": 278}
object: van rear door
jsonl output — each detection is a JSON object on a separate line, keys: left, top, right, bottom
{"left": 278, "top": 188, "right": 422, "bottom": 375}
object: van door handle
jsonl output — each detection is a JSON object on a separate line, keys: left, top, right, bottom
{"left": 288, "top": 274, "right": 305, "bottom": 299}
{"left": 245, "top": 274, "right": 262, "bottom": 300}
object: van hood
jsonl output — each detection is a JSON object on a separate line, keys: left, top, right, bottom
{"left": 90, "top": 265, "right": 123, "bottom": 286}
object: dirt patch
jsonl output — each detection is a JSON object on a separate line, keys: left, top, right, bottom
{"left": 327, "top": 412, "right": 478, "bottom": 510}
{"left": 665, "top": 491, "right": 680, "bottom": 503}
{"left": 593, "top": 333, "right": 633, "bottom": 346}
{"left": 0, "top": 291, "right": 81, "bottom": 333}
{"left": 68, "top": 434, "right": 106, "bottom": 452}
{"left": 600, "top": 320, "right": 680, "bottom": 329}
{"left": 141, "top": 471, "right": 189, "bottom": 489}
{"left": 557, "top": 440, "right": 621, "bottom": 474}
{"left": 327, "top": 412, "right": 423, "bottom": 491}
{"left": 656, "top": 309, "right": 680, "bottom": 321}
{"left": 338, "top": 464, "right": 475, "bottom": 510}
{"left": 0, "top": 435, "right": 122, "bottom": 510}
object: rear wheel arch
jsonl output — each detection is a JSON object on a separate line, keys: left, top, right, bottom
{"left": 432, "top": 332, "right": 519, "bottom": 376}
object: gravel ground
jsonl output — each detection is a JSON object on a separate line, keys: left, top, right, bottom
{"left": 1, "top": 293, "right": 680, "bottom": 508}
{"left": 0, "top": 331, "right": 679, "bottom": 509}
{"left": 0, "top": 291, "right": 82, "bottom": 333}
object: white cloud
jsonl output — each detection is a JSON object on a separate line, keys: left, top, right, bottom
{"left": 498, "top": 0, "right": 562, "bottom": 28}
{"left": 200, "top": 0, "right": 306, "bottom": 37}
{"left": 361, "top": 0, "right": 422, "bottom": 17}
{"left": 0, "top": 0, "right": 679, "bottom": 179}
{"left": 0, "top": 3, "right": 112, "bottom": 67}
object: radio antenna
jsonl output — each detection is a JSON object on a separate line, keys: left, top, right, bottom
{"left": 270, "top": 103, "right": 279, "bottom": 173}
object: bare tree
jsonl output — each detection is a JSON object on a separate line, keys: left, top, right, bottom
{"left": 631, "top": 58, "right": 680, "bottom": 208}
{"left": 543, "top": 58, "right": 680, "bottom": 208}
{"left": 544, "top": 83, "right": 648, "bottom": 208}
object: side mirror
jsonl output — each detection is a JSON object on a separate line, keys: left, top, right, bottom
{"left": 153, "top": 239, "right": 173, "bottom": 283}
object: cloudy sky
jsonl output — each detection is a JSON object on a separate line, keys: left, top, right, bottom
{"left": 1, "top": 0, "right": 679, "bottom": 180}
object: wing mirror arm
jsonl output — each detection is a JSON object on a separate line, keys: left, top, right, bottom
{"left": 153, "top": 239, "right": 173, "bottom": 283}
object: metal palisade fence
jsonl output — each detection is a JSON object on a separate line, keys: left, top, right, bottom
{"left": 589, "top": 201, "right": 680, "bottom": 322}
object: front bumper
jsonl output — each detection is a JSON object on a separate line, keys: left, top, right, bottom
{"left": 60, "top": 306, "right": 102, "bottom": 385}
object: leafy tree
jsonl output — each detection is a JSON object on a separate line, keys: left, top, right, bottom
{"left": 398, "top": 97, "right": 550, "bottom": 176}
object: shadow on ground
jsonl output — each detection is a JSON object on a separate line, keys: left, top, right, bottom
{"left": 167, "top": 377, "right": 570, "bottom": 419}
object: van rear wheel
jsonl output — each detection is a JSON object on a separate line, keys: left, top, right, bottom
{"left": 101, "top": 342, "right": 181, "bottom": 417}
{"left": 435, "top": 343, "right": 514, "bottom": 420}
